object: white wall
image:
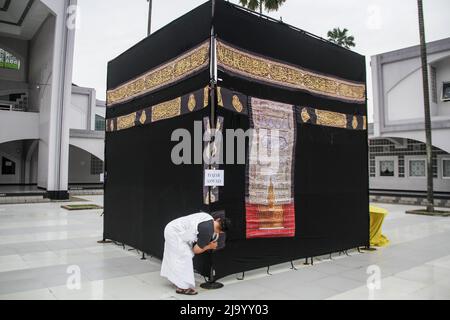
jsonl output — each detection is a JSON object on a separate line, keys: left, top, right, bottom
{"left": 370, "top": 155, "right": 450, "bottom": 192}
{"left": 370, "top": 176, "right": 450, "bottom": 192}
{"left": 386, "top": 64, "right": 424, "bottom": 121}
{"left": 382, "top": 51, "right": 450, "bottom": 124}
{"left": 0, "top": 110, "right": 39, "bottom": 144}
{"left": 69, "top": 91, "right": 89, "bottom": 130}
{"left": 434, "top": 57, "right": 450, "bottom": 116}
{"left": 372, "top": 40, "right": 450, "bottom": 135}
{"left": 28, "top": 16, "right": 55, "bottom": 114}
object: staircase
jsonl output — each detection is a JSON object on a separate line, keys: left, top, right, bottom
{"left": 16, "top": 93, "right": 28, "bottom": 111}
{"left": 0, "top": 93, "right": 28, "bottom": 111}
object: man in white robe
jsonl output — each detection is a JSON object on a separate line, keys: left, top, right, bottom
{"left": 160, "top": 211, "right": 230, "bottom": 295}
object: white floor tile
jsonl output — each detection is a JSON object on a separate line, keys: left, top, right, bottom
{"left": 1, "top": 198, "right": 450, "bottom": 300}
{"left": 0, "top": 288, "right": 56, "bottom": 300}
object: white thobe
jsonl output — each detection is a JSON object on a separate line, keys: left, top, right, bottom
{"left": 160, "top": 212, "right": 213, "bottom": 289}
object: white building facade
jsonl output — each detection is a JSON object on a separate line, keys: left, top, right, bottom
{"left": 0, "top": 0, "right": 104, "bottom": 199}
{"left": 370, "top": 38, "right": 450, "bottom": 194}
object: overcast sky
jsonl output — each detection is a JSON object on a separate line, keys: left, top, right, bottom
{"left": 72, "top": 0, "right": 450, "bottom": 121}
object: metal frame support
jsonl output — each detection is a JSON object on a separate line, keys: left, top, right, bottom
{"left": 290, "top": 261, "right": 298, "bottom": 270}
{"left": 200, "top": 265, "right": 224, "bottom": 290}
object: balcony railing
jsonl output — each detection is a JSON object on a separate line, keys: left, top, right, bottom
{"left": 0, "top": 94, "right": 28, "bottom": 112}
{"left": 0, "top": 100, "right": 22, "bottom": 111}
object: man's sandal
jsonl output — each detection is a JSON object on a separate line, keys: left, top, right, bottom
{"left": 176, "top": 288, "right": 198, "bottom": 295}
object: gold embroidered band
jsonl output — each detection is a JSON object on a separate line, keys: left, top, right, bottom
{"left": 106, "top": 87, "right": 209, "bottom": 132}
{"left": 217, "top": 41, "right": 366, "bottom": 104}
{"left": 107, "top": 87, "right": 366, "bottom": 132}
{"left": 297, "top": 106, "right": 367, "bottom": 130}
{"left": 151, "top": 98, "right": 181, "bottom": 122}
{"left": 107, "top": 41, "right": 210, "bottom": 106}
{"left": 117, "top": 113, "right": 137, "bottom": 131}
{"left": 216, "top": 87, "right": 247, "bottom": 114}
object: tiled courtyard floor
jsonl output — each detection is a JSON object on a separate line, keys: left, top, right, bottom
{"left": 0, "top": 196, "right": 449, "bottom": 300}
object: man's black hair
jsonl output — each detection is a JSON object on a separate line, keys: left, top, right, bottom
{"left": 219, "top": 217, "right": 231, "bottom": 232}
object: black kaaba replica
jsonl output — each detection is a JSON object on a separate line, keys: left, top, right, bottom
{"left": 104, "top": 0, "right": 369, "bottom": 283}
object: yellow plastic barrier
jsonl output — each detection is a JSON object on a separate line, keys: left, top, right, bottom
{"left": 369, "top": 205, "right": 390, "bottom": 247}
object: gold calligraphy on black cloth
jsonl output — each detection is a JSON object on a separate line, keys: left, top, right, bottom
{"left": 297, "top": 106, "right": 367, "bottom": 130}
{"left": 107, "top": 41, "right": 210, "bottom": 107}
{"left": 216, "top": 41, "right": 366, "bottom": 104}
{"left": 106, "top": 87, "right": 209, "bottom": 132}
{"left": 106, "top": 87, "right": 367, "bottom": 133}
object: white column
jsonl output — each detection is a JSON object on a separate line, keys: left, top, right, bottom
{"left": 37, "top": 0, "right": 77, "bottom": 199}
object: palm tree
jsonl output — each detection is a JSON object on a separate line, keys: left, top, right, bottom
{"left": 147, "top": 0, "right": 153, "bottom": 36}
{"left": 417, "top": 0, "right": 434, "bottom": 212}
{"left": 239, "top": 0, "right": 286, "bottom": 14}
{"left": 327, "top": 28, "right": 356, "bottom": 49}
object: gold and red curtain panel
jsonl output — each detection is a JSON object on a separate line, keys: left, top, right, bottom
{"left": 246, "top": 98, "right": 296, "bottom": 239}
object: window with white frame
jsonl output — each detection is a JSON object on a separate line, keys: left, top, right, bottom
{"left": 379, "top": 160, "right": 395, "bottom": 177}
{"left": 443, "top": 159, "right": 450, "bottom": 178}
{"left": 409, "top": 159, "right": 426, "bottom": 177}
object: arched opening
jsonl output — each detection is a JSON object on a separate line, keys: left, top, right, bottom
{"left": 68, "top": 145, "right": 104, "bottom": 189}
{"left": 0, "top": 139, "right": 39, "bottom": 194}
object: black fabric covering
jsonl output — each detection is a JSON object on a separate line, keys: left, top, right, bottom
{"left": 107, "top": 1, "right": 211, "bottom": 90}
{"left": 104, "top": 108, "right": 209, "bottom": 257}
{"left": 200, "top": 107, "right": 369, "bottom": 278}
{"left": 106, "top": 1, "right": 212, "bottom": 120}
{"left": 105, "top": 0, "right": 369, "bottom": 281}
{"left": 214, "top": 0, "right": 365, "bottom": 83}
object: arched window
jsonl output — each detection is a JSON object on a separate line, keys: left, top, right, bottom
{"left": 0, "top": 48, "right": 21, "bottom": 70}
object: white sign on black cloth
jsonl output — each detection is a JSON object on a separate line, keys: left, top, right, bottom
{"left": 204, "top": 170, "right": 224, "bottom": 187}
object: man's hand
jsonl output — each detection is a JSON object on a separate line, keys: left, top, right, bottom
{"left": 207, "top": 241, "right": 218, "bottom": 250}
{"left": 193, "top": 241, "right": 218, "bottom": 255}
